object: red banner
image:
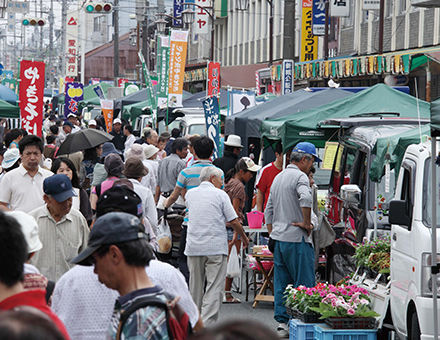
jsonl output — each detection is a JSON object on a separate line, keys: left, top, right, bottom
{"left": 19, "top": 60, "right": 45, "bottom": 137}
{"left": 118, "top": 78, "right": 129, "bottom": 87}
{"left": 207, "top": 62, "right": 220, "bottom": 97}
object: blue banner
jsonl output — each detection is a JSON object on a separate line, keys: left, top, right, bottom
{"left": 173, "top": 0, "right": 183, "bottom": 26}
{"left": 312, "top": 0, "right": 330, "bottom": 36}
{"left": 93, "top": 85, "right": 105, "bottom": 99}
{"left": 64, "top": 82, "right": 84, "bottom": 118}
{"left": 202, "top": 96, "right": 220, "bottom": 159}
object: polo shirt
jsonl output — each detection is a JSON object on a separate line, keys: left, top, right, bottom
{"left": 29, "top": 205, "right": 89, "bottom": 281}
{"left": 0, "top": 164, "right": 53, "bottom": 213}
{"left": 128, "top": 179, "right": 158, "bottom": 230}
{"left": 185, "top": 181, "right": 238, "bottom": 256}
{"left": 255, "top": 162, "right": 282, "bottom": 210}
{"left": 157, "top": 153, "right": 186, "bottom": 193}
{"left": 124, "top": 134, "right": 136, "bottom": 153}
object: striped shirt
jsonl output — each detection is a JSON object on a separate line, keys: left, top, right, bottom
{"left": 107, "top": 286, "right": 169, "bottom": 340}
{"left": 29, "top": 205, "right": 89, "bottom": 282}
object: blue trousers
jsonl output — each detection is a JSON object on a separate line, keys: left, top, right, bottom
{"left": 273, "top": 238, "right": 315, "bottom": 324}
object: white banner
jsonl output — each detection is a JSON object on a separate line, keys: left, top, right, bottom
{"left": 194, "top": 0, "right": 210, "bottom": 35}
{"left": 65, "top": 14, "right": 78, "bottom": 77}
{"left": 7, "top": 1, "right": 29, "bottom": 14}
{"left": 362, "top": 0, "right": 380, "bottom": 10}
{"left": 7, "top": 13, "right": 14, "bottom": 32}
{"left": 331, "top": 0, "right": 350, "bottom": 17}
{"left": 230, "top": 89, "right": 256, "bottom": 115}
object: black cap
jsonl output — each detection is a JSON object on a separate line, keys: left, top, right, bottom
{"left": 96, "top": 186, "right": 143, "bottom": 218}
{"left": 71, "top": 212, "right": 146, "bottom": 266}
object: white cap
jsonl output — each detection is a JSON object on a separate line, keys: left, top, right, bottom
{"left": 6, "top": 211, "right": 43, "bottom": 253}
{"left": 243, "top": 157, "right": 261, "bottom": 172}
{"left": 88, "top": 119, "right": 97, "bottom": 126}
{"left": 224, "top": 134, "right": 243, "bottom": 148}
{"left": 67, "top": 113, "right": 77, "bottom": 119}
{"left": 1, "top": 148, "right": 20, "bottom": 169}
{"left": 113, "top": 118, "right": 122, "bottom": 124}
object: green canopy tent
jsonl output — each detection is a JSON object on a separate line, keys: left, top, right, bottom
{"left": 122, "top": 99, "right": 152, "bottom": 122}
{"left": 0, "top": 99, "right": 20, "bottom": 118}
{"left": 260, "top": 83, "right": 431, "bottom": 151}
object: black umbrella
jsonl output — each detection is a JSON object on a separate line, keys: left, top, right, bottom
{"left": 57, "top": 129, "right": 114, "bottom": 155}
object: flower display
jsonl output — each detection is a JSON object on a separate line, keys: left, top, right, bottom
{"left": 353, "top": 235, "right": 390, "bottom": 273}
{"left": 284, "top": 283, "right": 380, "bottom": 319}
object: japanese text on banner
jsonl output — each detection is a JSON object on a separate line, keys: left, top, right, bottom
{"left": 300, "top": 0, "right": 318, "bottom": 62}
{"left": 64, "top": 83, "right": 84, "bottom": 118}
{"left": 203, "top": 96, "right": 220, "bottom": 159}
{"left": 207, "top": 62, "right": 220, "bottom": 97}
{"left": 19, "top": 60, "right": 45, "bottom": 136}
{"left": 167, "top": 30, "right": 189, "bottom": 108}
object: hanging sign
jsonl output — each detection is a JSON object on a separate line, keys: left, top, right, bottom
{"left": 156, "top": 35, "right": 170, "bottom": 108}
{"left": 312, "top": 0, "right": 330, "bottom": 36}
{"left": 66, "top": 15, "right": 78, "bottom": 77}
{"left": 64, "top": 82, "right": 83, "bottom": 118}
{"left": 19, "top": 60, "right": 45, "bottom": 136}
{"left": 207, "top": 62, "right": 220, "bottom": 97}
{"left": 282, "top": 59, "right": 294, "bottom": 94}
{"left": 301, "top": 0, "right": 318, "bottom": 62}
{"left": 168, "top": 30, "right": 189, "bottom": 107}
{"left": 203, "top": 96, "right": 220, "bottom": 159}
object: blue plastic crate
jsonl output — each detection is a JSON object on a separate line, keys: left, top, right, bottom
{"left": 289, "top": 318, "right": 316, "bottom": 340}
{"left": 314, "top": 324, "right": 377, "bottom": 340}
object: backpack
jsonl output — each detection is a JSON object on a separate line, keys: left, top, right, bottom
{"left": 116, "top": 296, "right": 192, "bottom": 340}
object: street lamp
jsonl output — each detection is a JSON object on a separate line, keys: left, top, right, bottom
{"left": 0, "top": 0, "right": 8, "bottom": 18}
{"left": 236, "top": 0, "right": 273, "bottom": 66}
{"left": 155, "top": 18, "right": 167, "bottom": 34}
{"left": 181, "top": 3, "right": 215, "bottom": 61}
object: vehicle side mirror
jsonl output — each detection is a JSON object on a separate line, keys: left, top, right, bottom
{"left": 340, "top": 184, "right": 362, "bottom": 204}
{"left": 389, "top": 200, "right": 411, "bottom": 228}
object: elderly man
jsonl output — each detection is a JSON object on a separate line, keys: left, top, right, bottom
{"left": 29, "top": 174, "right": 89, "bottom": 282}
{"left": 135, "top": 128, "right": 159, "bottom": 146}
{"left": 264, "top": 142, "right": 321, "bottom": 338}
{"left": 185, "top": 166, "right": 249, "bottom": 326}
{"left": 109, "top": 118, "right": 126, "bottom": 152}
{"left": 0, "top": 135, "right": 52, "bottom": 213}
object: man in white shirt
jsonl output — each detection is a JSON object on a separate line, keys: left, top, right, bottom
{"left": 185, "top": 166, "right": 249, "bottom": 325}
{"left": 0, "top": 135, "right": 53, "bottom": 213}
{"left": 124, "top": 124, "right": 136, "bottom": 153}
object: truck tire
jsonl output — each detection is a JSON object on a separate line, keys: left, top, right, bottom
{"left": 411, "top": 312, "right": 421, "bottom": 340}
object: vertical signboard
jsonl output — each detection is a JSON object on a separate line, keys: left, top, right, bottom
{"left": 19, "top": 60, "right": 45, "bottom": 136}
{"left": 362, "top": 0, "right": 380, "bottom": 10}
{"left": 173, "top": 0, "right": 183, "bottom": 26}
{"left": 312, "top": 0, "right": 329, "bottom": 36}
{"left": 194, "top": 0, "right": 210, "bottom": 35}
{"left": 282, "top": 59, "right": 294, "bottom": 94}
{"left": 331, "top": 0, "right": 350, "bottom": 17}
{"left": 7, "top": 13, "right": 14, "bottom": 32}
{"left": 300, "top": 0, "right": 318, "bottom": 62}
{"left": 66, "top": 15, "right": 78, "bottom": 77}
{"left": 168, "top": 29, "right": 189, "bottom": 108}
{"left": 64, "top": 82, "right": 83, "bottom": 118}
{"left": 207, "top": 62, "right": 220, "bottom": 97}
{"left": 202, "top": 96, "right": 220, "bottom": 159}
{"left": 156, "top": 35, "right": 170, "bottom": 108}
{"left": 100, "top": 99, "right": 114, "bottom": 132}
{"left": 138, "top": 51, "right": 157, "bottom": 110}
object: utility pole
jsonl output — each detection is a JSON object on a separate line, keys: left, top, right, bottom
{"left": 39, "top": 0, "right": 43, "bottom": 52}
{"left": 80, "top": 8, "right": 85, "bottom": 84}
{"left": 61, "top": 0, "right": 67, "bottom": 76}
{"left": 283, "top": 0, "right": 295, "bottom": 60}
{"left": 324, "top": 0, "right": 329, "bottom": 60}
{"left": 142, "top": 0, "right": 149, "bottom": 81}
{"left": 48, "top": 0, "right": 54, "bottom": 86}
{"left": 114, "top": 0, "right": 119, "bottom": 86}
{"left": 378, "top": 0, "right": 385, "bottom": 54}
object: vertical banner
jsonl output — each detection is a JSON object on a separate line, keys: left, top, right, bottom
{"left": 202, "top": 96, "right": 220, "bottom": 159}
{"left": 207, "top": 62, "right": 220, "bottom": 97}
{"left": 100, "top": 99, "right": 114, "bottom": 132}
{"left": 312, "top": 0, "right": 330, "bottom": 36}
{"left": 64, "top": 82, "right": 84, "bottom": 118}
{"left": 19, "top": 60, "right": 45, "bottom": 136}
{"left": 168, "top": 29, "right": 189, "bottom": 108}
{"left": 194, "top": 0, "right": 210, "bottom": 34}
{"left": 300, "top": 0, "right": 318, "bottom": 62}
{"left": 173, "top": 0, "right": 183, "bottom": 26}
{"left": 7, "top": 13, "right": 15, "bottom": 32}
{"left": 255, "top": 71, "right": 261, "bottom": 96}
{"left": 93, "top": 84, "right": 106, "bottom": 99}
{"left": 331, "top": 0, "right": 350, "bottom": 17}
{"left": 138, "top": 51, "right": 157, "bottom": 110}
{"left": 282, "top": 59, "right": 294, "bottom": 94}
{"left": 156, "top": 35, "right": 170, "bottom": 108}
{"left": 65, "top": 14, "right": 78, "bottom": 77}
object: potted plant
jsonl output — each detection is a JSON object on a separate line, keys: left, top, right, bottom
{"left": 353, "top": 235, "right": 390, "bottom": 278}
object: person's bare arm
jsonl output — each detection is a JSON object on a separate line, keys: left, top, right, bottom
{"left": 0, "top": 202, "right": 11, "bottom": 212}
{"left": 193, "top": 316, "right": 204, "bottom": 332}
{"left": 229, "top": 218, "right": 249, "bottom": 249}
{"left": 90, "top": 192, "right": 98, "bottom": 211}
{"left": 266, "top": 223, "right": 273, "bottom": 235}
{"left": 163, "top": 186, "right": 183, "bottom": 208}
{"left": 256, "top": 189, "right": 264, "bottom": 212}
{"left": 155, "top": 185, "right": 161, "bottom": 203}
{"left": 292, "top": 207, "right": 313, "bottom": 236}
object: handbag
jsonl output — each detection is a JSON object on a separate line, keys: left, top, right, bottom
{"left": 226, "top": 246, "right": 240, "bottom": 278}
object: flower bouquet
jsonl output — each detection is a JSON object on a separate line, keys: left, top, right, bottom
{"left": 308, "top": 284, "right": 380, "bottom": 329}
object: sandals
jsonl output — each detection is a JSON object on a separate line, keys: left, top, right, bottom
{"left": 223, "top": 291, "right": 241, "bottom": 303}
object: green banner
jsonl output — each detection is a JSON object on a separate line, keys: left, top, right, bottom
{"left": 156, "top": 35, "right": 170, "bottom": 109}
{"left": 138, "top": 51, "right": 157, "bottom": 126}
{"left": 124, "top": 82, "right": 140, "bottom": 96}
{"left": 2, "top": 78, "right": 17, "bottom": 92}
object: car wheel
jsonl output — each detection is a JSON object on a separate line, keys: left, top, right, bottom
{"left": 411, "top": 311, "right": 421, "bottom": 340}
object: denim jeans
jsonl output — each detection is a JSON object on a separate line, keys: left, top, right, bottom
{"left": 273, "top": 238, "right": 315, "bottom": 324}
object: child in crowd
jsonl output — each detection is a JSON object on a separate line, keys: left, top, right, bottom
{"left": 156, "top": 136, "right": 167, "bottom": 160}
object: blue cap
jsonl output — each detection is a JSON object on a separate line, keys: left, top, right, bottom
{"left": 101, "top": 142, "right": 122, "bottom": 158}
{"left": 71, "top": 212, "right": 147, "bottom": 265}
{"left": 63, "top": 121, "right": 73, "bottom": 128}
{"left": 292, "top": 142, "right": 322, "bottom": 162}
{"left": 43, "top": 174, "right": 78, "bottom": 202}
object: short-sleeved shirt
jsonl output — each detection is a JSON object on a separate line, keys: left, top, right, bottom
{"left": 157, "top": 153, "right": 186, "bottom": 193}
{"left": 107, "top": 286, "right": 169, "bottom": 340}
{"left": 185, "top": 181, "right": 238, "bottom": 256}
{"left": 0, "top": 164, "right": 53, "bottom": 213}
{"left": 255, "top": 162, "right": 282, "bottom": 211}
{"left": 225, "top": 178, "right": 247, "bottom": 224}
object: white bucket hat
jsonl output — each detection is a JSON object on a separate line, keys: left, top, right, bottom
{"left": 224, "top": 134, "right": 243, "bottom": 148}
{"left": 6, "top": 211, "right": 43, "bottom": 253}
{"left": 143, "top": 144, "right": 159, "bottom": 159}
{"left": 2, "top": 148, "right": 20, "bottom": 169}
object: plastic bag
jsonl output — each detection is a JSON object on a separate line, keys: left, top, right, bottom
{"left": 226, "top": 246, "right": 240, "bottom": 278}
{"left": 157, "top": 218, "right": 172, "bottom": 254}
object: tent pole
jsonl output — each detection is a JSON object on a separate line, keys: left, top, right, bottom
{"left": 374, "top": 182, "right": 378, "bottom": 239}
{"left": 431, "top": 136, "right": 438, "bottom": 340}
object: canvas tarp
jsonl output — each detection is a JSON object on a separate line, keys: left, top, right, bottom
{"left": 0, "top": 99, "right": 20, "bottom": 118}
{"left": 122, "top": 99, "right": 151, "bottom": 122}
{"left": 261, "top": 84, "right": 431, "bottom": 151}
{"left": 431, "top": 97, "right": 440, "bottom": 131}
